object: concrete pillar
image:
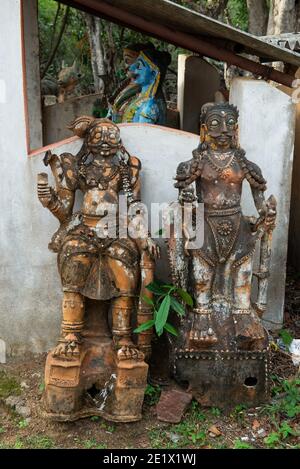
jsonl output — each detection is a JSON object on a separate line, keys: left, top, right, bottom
{"left": 22, "top": 0, "right": 43, "bottom": 150}
{"left": 177, "top": 55, "right": 220, "bottom": 134}
{"left": 230, "top": 78, "right": 296, "bottom": 329}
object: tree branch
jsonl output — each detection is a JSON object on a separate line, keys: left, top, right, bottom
{"left": 41, "top": 6, "right": 70, "bottom": 79}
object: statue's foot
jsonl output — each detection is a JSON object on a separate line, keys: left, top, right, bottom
{"left": 188, "top": 308, "right": 218, "bottom": 349}
{"left": 233, "top": 309, "right": 265, "bottom": 349}
{"left": 53, "top": 333, "right": 81, "bottom": 358}
{"left": 117, "top": 345, "right": 144, "bottom": 362}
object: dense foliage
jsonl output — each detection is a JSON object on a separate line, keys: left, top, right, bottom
{"left": 38, "top": 0, "right": 252, "bottom": 95}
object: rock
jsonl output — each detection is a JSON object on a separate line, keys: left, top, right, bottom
{"left": 21, "top": 381, "right": 29, "bottom": 389}
{"left": 15, "top": 404, "right": 31, "bottom": 418}
{"left": 208, "top": 425, "right": 222, "bottom": 437}
{"left": 0, "top": 339, "right": 6, "bottom": 364}
{"left": 257, "top": 428, "right": 267, "bottom": 438}
{"left": 166, "top": 432, "right": 181, "bottom": 444}
{"left": 252, "top": 419, "right": 260, "bottom": 430}
{"left": 5, "top": 396, "right": 23, "bottom": 408}
{"left": 156, "top": 388, "right": 192, "bottom": 423}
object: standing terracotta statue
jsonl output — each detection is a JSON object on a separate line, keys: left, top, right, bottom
{"left": 37, "top": 117, "right": 159, "bottom": 421}
{"left": 169, "top": 102, "right": 277, "bottom": 408}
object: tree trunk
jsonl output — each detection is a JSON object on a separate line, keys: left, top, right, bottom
{"left": 247, "top": 0, "right": 268, "bottom": 35}
{"left": 267, "top": 0, "right": 298, "bottom": 35}
{"left": 84, "top": 13, "right": 107, "bottom": 95}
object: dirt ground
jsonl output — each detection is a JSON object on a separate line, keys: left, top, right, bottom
{"left": 0, "top": 269, "right": 299, "bottom": 450}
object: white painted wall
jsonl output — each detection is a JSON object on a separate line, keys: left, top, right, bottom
{"left": 230, "top": 78, "right": 296, "bottom": 329}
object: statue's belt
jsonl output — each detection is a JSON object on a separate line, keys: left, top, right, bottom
{"left": 81, "top": 214, "right": 108, "bottom": 228}
{"left": 205, "top": 206, "right": 241, "bottom": 217}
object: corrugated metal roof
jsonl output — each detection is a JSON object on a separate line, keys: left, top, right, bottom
{"left": 261, "top": 33, "right": 300, "bottom": 53}
{"left": 61, "top": 0, "right": 300, "bottom": 67}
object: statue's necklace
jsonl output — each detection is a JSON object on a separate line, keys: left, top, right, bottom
{"left": 79, "top": 161, "right": 119, "bottom": 190}
{"left": 207, "top": 151, "right": 235, "bottom": 175}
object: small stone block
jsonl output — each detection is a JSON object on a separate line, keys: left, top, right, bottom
{"left": 156, "top": 388, "right": 192, "bottom": 423}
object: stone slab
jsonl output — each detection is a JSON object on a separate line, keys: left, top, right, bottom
{"left": 156, "top": 388, "right": 192, "bottom": 423}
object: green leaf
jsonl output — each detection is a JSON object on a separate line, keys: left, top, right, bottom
{"left": 134, "top": 319, "right": 155, "bottom": 334}
{"left": 177, "top": 288, "right": 194, "bottom": 307}
{"left": 155, "top": 228, "right": 165, "bottom": 236}
{"left": 164, "top": 322, "right": 178, "bottom": 336}
{"left": 279, "top": 421, "right": 295, "bottom": 439}
{"left": 155, "top": 295, "right": 171, "bottom": 335}
{"left": 170, "top": 297, "right": 185, "bottom": 316}
{"left": 264, "top": 432, "right": 280, "bottom": 447}
{"left": 279, "top": 329, "right": 293, "bottom": 347}
{"left": 141, "top": 295, "right": 154, "bottom": 307}
{"left": 146, "top": 282, "right": 166, "bottom": 295}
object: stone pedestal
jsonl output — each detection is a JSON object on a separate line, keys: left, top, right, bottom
{"left": 101, "top": 357, "right": 149, "bottom": 423}
{"left": 43, "top": 299, "right": 148, "bottom": 422}
{"left": 175, "top": 347, "right": 270, "bottom": 409}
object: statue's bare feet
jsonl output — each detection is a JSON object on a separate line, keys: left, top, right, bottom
{"left": 53, "top": 333, "right": 81, "bottom": 358}
{"left": 117, "top": 344, "right": 144, "bottom": 362}
{"left": 188, "top": 309, "right": 218, "bottom": 349}
{"left": 233, "top": 309, "right": 265, "bottom": 349}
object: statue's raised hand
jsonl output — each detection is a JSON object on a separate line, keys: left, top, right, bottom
{"left": 255, "top": 195, "right": 277, "bottom": 233}
{"left": 37, "top": 172, "right": 53, "bottom": 208}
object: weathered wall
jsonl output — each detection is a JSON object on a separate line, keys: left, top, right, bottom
{"left": 42, "top": 93, "right": 102, "bottom": 145}
{"left": 230, "top": 78, "right": 296, "bottom": 329}
{"left": 177, "top": 55, "right": 220, "bottom": 134}
{"left": 22, "top": 0, "right": 43, "bottom": 150}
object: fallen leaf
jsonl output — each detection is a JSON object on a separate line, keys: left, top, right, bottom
{"left": 252, "top": 419, "right": 260, "bottom": 431}
{"left": 208, "top": 425, "right": 222, "bottom": 437}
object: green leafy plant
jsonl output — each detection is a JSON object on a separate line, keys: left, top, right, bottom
{"left": 211, "top": 407, "right": 222, "bottom": 417}
{"left": 278, "top": 329, "right": 293, "bottom": 348}
{"left": 26, "top": 435, "right": 55, "bottom": 449}
{"left": 264, "top": 422, "right": 298, "bottom": 448}
{"left": 144, "top": 384, "right": 161, "bottom": 406}
{"left": 134, "top": 281, "right": 193, "bottom": 337}
{"left": 18, "top": 419, "right": 28, "bottom": 429}
{"left": 0, "top": 371, "right": 21, "bottom": 399}
{"left": 90, "top": 415, "right": 100, "bottom": 422}
{"left": 266, "top": 378, "right": 300, "bottom": 419}
{"left": 83, "top": 438, "right": 99, "bottom": 449}
{"left": 38, "top": 382, "right": 45, "bottom": 393}
{"left": 191, "top": 401, "right": 206, "bottom": 422}
{"left": 233, "top": 439, "right": 254, "bottom": 449}
{"left": 231, "top": 403, "right": 247, "bottom": 422}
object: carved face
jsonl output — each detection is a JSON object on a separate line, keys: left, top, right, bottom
{"left": 87, "top": 123, "right": 121, "bottom": 157}
{"left": 129, "top": 55, "right": 157, "bottom": 88}
{"left": 203, "top": 108, "right": 238, "bottom": 150}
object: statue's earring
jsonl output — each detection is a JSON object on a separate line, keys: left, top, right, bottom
{"left": 233, "top": 124, "right": 239, "bottom": 148}
{"left": 200, "top": 124, "right": 208, "bottom": 143}
{"left": 200, "top": 124, "right": 209, "bottom": 150}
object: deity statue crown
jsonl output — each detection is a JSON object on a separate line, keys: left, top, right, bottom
{"left": 200, "top": 102, "right": 239, "bottom": 124}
